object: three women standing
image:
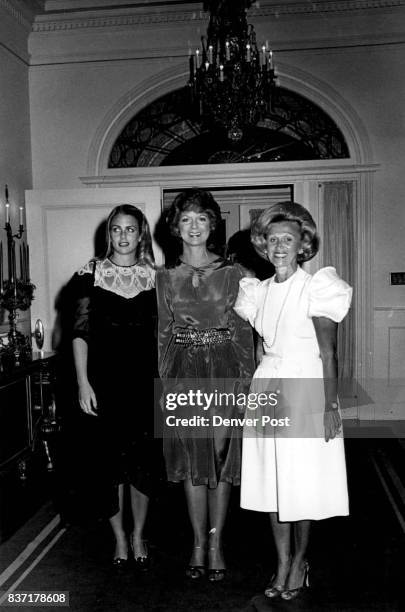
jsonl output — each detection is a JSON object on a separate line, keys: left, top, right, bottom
{"left": 72, "top": 205, "right": 157, "bottom": 569}
{"left": 156, "top": 189, "right": 254, "bottom": 581}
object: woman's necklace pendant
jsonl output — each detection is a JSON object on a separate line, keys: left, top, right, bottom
{"left": 192, "top": 272, "right": 199, "bottom": 288}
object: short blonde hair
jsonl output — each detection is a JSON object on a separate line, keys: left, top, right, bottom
{"left": 251, "top": 201, "right": 320, "bottom": 263}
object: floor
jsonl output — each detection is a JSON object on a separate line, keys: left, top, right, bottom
{"left": 0, "top": 439, "right": 404, "bottom": 612}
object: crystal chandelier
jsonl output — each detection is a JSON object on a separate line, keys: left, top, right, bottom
{"left": 188, "top": 0, "right": 277, "bottom": 141}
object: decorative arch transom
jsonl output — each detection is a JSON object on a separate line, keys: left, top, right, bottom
{"left": 108, "top": 86, "right": 350, "bottom": 167}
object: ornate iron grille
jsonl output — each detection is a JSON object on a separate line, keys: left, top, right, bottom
{"left": 108, "top": 86, "right": 349, "bottom": 168}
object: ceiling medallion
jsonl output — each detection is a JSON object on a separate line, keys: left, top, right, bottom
{"left": 187, "top": 0, "right": 277, "bottom": 141}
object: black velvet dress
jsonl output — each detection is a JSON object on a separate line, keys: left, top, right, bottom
{"left": 72, "top": 258, "right": 159, "bottom": 518}
{"left": 156, "top": 258, "right": 255, "bottom": 488}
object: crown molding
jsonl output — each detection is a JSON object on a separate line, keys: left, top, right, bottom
{"left": 32, "top": 0, "right": 405, "bottom": 32}
{"left": 33, "top": 5, "right": 206, "bottom": 32}
{"left": 255, "top": 0, "right": 405, "bottom": 16}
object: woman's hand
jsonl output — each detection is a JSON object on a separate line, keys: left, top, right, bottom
{"left": 78, "top": 380, "right": 98, "bottom": 416}
{"left": 324, "top": 408, "right": 341, "bottom": 442}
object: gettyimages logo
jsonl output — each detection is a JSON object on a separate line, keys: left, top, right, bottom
{"left": 153, "top": 377, "right": 405, "bottom": 439}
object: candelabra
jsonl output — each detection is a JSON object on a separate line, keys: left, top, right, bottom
{"left": 188, "top": 0, "right": 277, "bottom": 141}
{"left": 0, "top": 185, "right": 35, "bottom": 365}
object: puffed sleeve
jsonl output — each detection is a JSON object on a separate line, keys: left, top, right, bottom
{"left": 233, "top": 277, "right": 261, "bottom": 326}
{"left": 308, "top": 266, "right": 352, "bottom": 322}
{"left": 155, "top": 268, "right": 174, "bottom": 379}
{"left": 71, "top": 261, "right": 95, "bottom": 343}
{"left": 228, "top": 265, "right": 255, "bottom": 379}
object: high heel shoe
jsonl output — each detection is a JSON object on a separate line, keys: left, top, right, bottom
{"left": 265, "top": 556, "right": 291, "bottom": 598}
{"left": 186, "top": 546, "right": 206, "bottom": 580}
{"left": 281, "top": 561, "right": 310, "bottom": 601}
{"left": 208, "top": 547, "right": 226, "bottom": 582}
{"left": 264, "top": 574, "right": 285, "bottom": 599}
{"left": 112, "top": 537, "right": 129, "bottom": 569}
{"left": 112, "top": 557, "right": 128, "bottom": 569}
{"left": 130, "top": 535, "right": 150, "bottom": 572}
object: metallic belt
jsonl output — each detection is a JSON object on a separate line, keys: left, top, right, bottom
{"left": 174, "top": 328, "right": 232, "bottom": 346}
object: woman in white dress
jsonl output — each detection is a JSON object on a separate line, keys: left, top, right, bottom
{"left": 234, "top": 202, "right": 352, "bottom": 601}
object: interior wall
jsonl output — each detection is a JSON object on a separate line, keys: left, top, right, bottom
{"left": 0, "top": 4, "right": 33, "bottom": 336}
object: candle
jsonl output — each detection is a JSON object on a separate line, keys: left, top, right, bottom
{"left": 189, "top": 55, "right": 194, "bottom": 80}
{"left": 5, "top": 203, "right": 10, "bottom": 225}
{"left": 13, "top": 244, "right": 17, "bottom": 297}
{"left": 7, "top": 240, "right": 13, "bottom": 284}
{"left": 261, "top": 45, "right": 266, "bottom": 66}
{"left": 269, "top": 50, "right": 273, "bottom": 69}
{"left": 26, "top": 243, "right": 30, "bottom": 282}
{"left": 225, "top": 41, "right": 230, "bottom": 61}
{"left": 19, "top": 206, "right": 24, "bottom": 228}
{"left": 20, "top": 245, "right": 24, "bottom": 281}
{"left": 205, "top": 60, "right": 209, "bottom": 71}
{"left": 208, "top": 45, "right": 213, "bottom": 64}
{"left": 0, "top": 241, "right": 3, "bottom": 294}
{"left": 10, "top": 242, "right": 16, "bottom": 288}
{"left": 246, "top": 43, "right": 251, "bottom": 62}
{"left": 195, "top": 48, "right": 201, "bottom": 68}
{"left": 22, "top": 243, "right": 27, "bottom": 283}
{"left": 219, "top": 64, "right": 224, "bottom": 82}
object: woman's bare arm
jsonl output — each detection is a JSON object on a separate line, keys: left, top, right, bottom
{"left": 313, "top": 316, "right": 341, "bottom": 442}
{"left": 73, "top": 337, "right": 98, "bottom": 416}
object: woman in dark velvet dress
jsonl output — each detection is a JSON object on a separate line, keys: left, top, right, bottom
{"left": 72, "top": 204, "right": 157, "bottom": 569}
{"left": 156, "top": 189, "right": 254, "bottom": 581}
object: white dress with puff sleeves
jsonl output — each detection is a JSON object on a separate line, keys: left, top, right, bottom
{"left": 234, "top": 266, "right": 352, "bottom": 521}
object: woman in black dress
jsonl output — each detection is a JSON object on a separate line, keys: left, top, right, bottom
{"left": 156, "top": 189, "right": 254, "bottom": 580}
{"left": 72, "top": 204, "right": 157, "bottom": 568}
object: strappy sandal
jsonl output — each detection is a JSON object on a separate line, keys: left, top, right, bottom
{"left": 281, "top": 561, "right": 310, "bottom": 601}
{"left": 186, "top": 546, "right": 206, "bottom": 579}
{"left": 208, "top": 546, "right": 226, "bottom": 582}
{"left": 130, "top": 534, "right": 150, "bottom": 572}
{"left": 264, "top": 574, "right": 285, "bottom": 598}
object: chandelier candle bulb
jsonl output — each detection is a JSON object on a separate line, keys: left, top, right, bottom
{"left": 19, "top": 206, "right": 24, "bottom": 228}
{"left": 269, "top": 50, "right": 273, "bottom": 69}
{"left": 208, "top": 45, "right": 213, "bottom": 63}
{"left": 195, "top": 48, "right": 201, "bottom": 67}
{"left": 205, "top": 60, "right": 209, "bottom": 71}
{"left": 219, "top": 64, "right": 224, "bottom": 82}
{"left": 5, "top": 203, "right": 10, "bottom": 225}
{"left": 246, "top": 43, "right": 251, "bottom": 62}
{"left": 225, "top": 40, "right": 230, "bottom": 60}
{"left": 261, "top": 45, "right": 266, "bottom": 66}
